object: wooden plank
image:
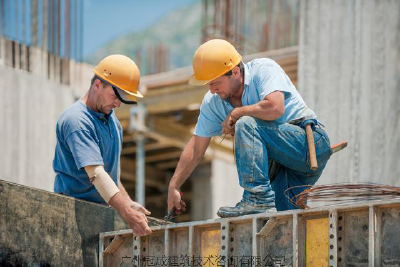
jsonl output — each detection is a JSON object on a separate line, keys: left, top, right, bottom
{"left": 120, "top": 171, "right": 165, "bottom": 191}
{"left": 331, "top": 141, "right": 348, "bottom": 154}
{"left": 153, "top": 160, "right": 179, "bottom": 170}
{"left": 120, "top": 157, "right": 166, "bottom": 186}
{"left": 257, "top": 217, "right": 278, "bottom": 237}
{"left": 121, "top": 142, "right": 171, "bottom": 155}
{"left": 145, "top": 151, "right": 182, "bottom": 163}
{"left": 142, "top": 131, "right": 187, "bottom": 150}
{"left": 103, "top": 235, "right": 124, "bottom": 254}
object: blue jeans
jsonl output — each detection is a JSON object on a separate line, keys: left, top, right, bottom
{"left": 234, "top": 116, "right": 332, "bottom": 211}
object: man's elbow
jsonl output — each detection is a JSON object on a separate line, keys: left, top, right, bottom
{"left": 272, "top": 104, "right": 285, "bottom": 119}
{"left": 277, "top": 105, "right": 285, "bottom": 117}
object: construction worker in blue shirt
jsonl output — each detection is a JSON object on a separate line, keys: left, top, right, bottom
{"left": 167, "top": 39, "right": 332, "bottom": 218}
{"left": 53, "top": 55, "right": 152, "bottom": 235}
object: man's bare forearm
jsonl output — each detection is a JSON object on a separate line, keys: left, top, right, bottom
{"left": 109, "top": 191, "right": 131, "bottom": 216}
{"left": 119, "top": 182, "right": 131, "bottom": 201}
{"left": 169, "top": 136, "right": 210, "bottom": 190}
{"left": 231, "top": 91, "right": 285, "bottom": 121}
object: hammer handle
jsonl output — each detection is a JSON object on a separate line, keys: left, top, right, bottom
{"left": 306, "top": 124, "right": 318, "bottom": 170}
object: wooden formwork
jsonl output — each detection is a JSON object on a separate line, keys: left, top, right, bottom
{"left": 100, "top": 199, "right": 400, "bottom": 266}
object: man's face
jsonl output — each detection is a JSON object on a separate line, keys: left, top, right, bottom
{"left": 208, "top": 75, "right": 233, "bottom": 100}
{"left": 208, "top": 67, "right": 241, "bottom": 100}
{"left": 95, "top": 80, "right": 121, "bottom": 114}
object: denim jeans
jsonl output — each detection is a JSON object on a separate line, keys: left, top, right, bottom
{"left": 234, "top": 116, "right": 332, "bottom": 211}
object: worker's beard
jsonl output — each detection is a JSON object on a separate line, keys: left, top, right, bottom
{"left": 99, "top": 103, "right": 115, "bottom": 115}
{"left": 228, "top": 77, "right": 242, "bottom": 99}
{"left": 95, "top": 96, "right": 114, "bottom": 115}
{"left": 218, "top": 92, "right": 228, "bottom": 100}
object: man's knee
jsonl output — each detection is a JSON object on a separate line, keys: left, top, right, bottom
{"left": 235, "top": 116, "right": 276, "bottom": 133}
{"left": 235, "top": 116, "right": 257, "bottom": 132}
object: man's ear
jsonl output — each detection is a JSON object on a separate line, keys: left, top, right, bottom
{"left": 232, "top": 66, "right": 240, "bottom": 76}
{"left": 93, "top": 79, "right": 102, "bottom": 91}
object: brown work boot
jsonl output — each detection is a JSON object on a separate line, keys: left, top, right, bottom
{"left": 217, "top": 200, "right": 277, "bottom": 218}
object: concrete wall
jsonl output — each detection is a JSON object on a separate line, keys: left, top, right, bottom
{"left": 0, "top": 179, "right": 132, "bottom": 266}
{"left": 298, "top": 0, "right": 400, "bottom": 185}
{"left": 0, "top": 65, "right": 76, "bottom": 191}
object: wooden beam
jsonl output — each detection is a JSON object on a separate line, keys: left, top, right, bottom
{"left": 140, "top": 66, "right": 193, "bottom": 89}
{"left": 154, "top": 158, "right": 212, "bottom": 170}
{"left": 145, "top": 192, "right": 192, "bottom": 208}
{"left": 123, "top": 117, "right": 193, "bottom": 151}
{"left": 120, "top": 171, "right": 165, "bottom": 191}
{"left": 121, "top": 142, "right": 171, "bottom": 155}
{"left": 152, "top": 117, "right": 192, "bottom": 140}
{"left": 103, "top": 236, "right": 124, "bottom": 254}
{"left": 143, "top": 131, "right": 187, "bottom": 150}
{"left": 123, "top": 117, "right": 235, "bottom": 161}
{"left": 145, "top": 151, "right": 182, "bottom": 164}
{"left": 154, "top": 160, "right": 179, "bottom": 170}
{"left": 120, "top": 157, "right": 165, "bottom": 178}
{"left": 115, "top": 85, "right": 208, "bottom": 120}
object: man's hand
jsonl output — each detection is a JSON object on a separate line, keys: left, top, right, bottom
{"left": 128, "top": 200, "right": 151, "bottom": 216}
{"left": 109, "top": 192, "right": 152, "bottom": 236}
{"left": 222, "top": 111, "right": 239, "bottom": 136}
{"left": 165, "top": 136, "right": 210, "bottom": 217}
{"left": 119, "top": 182, "right": 151, "bottom": 216}
{"left": 121, "top": 208, "right": 152, "bottom": 236}
{"left": 167, "top": 186, "right": 186, "bottom": 215}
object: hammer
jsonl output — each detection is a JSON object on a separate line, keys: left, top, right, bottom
{"left": 306, "top": 124, "right": 318, "bottom": 170}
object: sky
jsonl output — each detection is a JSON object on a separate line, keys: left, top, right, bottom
{"left": 83, "top": 0, "right": 198, "bottom": 58}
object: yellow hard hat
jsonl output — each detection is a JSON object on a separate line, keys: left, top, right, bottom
{"left": 189, "top": 39, "right": 242, "bottom": 86}
{"left": 93, "top": 54, "right": 142, "bottom": 104}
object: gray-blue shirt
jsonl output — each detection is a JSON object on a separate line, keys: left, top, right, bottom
{"left": 53, "top": 100, "right": 122, "bottom": 204}
{"left": 194, "top": 58, "right": 317, "bottom": 137}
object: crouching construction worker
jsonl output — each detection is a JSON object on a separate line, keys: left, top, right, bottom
{"left": 53, "top": 55, "right": 152, "bottom": 235}
{"left": 167, "top": 39, "right": 332, "bottom": 218}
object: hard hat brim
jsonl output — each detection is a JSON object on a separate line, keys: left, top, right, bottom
{"left": 188, "top": 75, "right": 212, "bottom": 86}
{"left": 112, "top": 87, "right": 137, "bottom": 105}
{"left": 93, "top": 69, "right": 143, "bottom": 98}
{"left": 121, "top": 87, "right": 143, "bottom": 98}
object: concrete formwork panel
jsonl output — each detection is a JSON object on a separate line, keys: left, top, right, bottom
{"left": 0, "top": 179, "right": 132, "bottom": 266}
{"left": 100, "top": 200, "right": 400, "bottom": 267}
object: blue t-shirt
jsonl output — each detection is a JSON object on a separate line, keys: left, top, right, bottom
{"left": 194, "top": 58, "right": 317, "bottom": 137}
{"left": 53, "top": 100, "right": 122, "bottom": 204}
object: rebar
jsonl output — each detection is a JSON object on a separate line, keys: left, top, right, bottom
{"left": 284, "top": 183, "right": 400, "bottom": 209}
